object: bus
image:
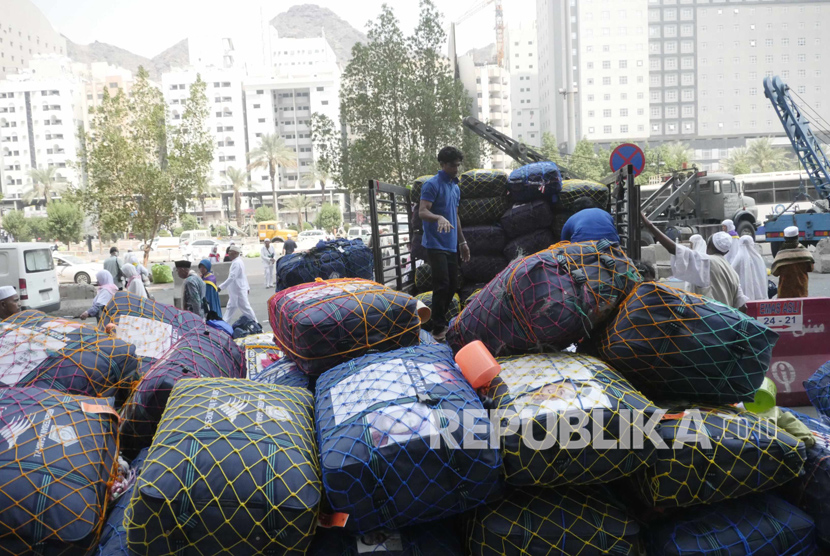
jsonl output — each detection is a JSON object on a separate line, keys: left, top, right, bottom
{"left": 735, "top": 170, "right": 814, "bottom": 226}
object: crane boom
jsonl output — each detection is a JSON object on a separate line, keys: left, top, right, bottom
{"left": 763, "top": 76, "right": 830, "bottom": 200}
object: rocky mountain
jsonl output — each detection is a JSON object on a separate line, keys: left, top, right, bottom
{"left": 464, "top": 43, "right": 497, "bottom": 66}
{"left": 63, "top": 36, "right": 189, "bottom": 81}
{"left": 271, "top": 4, "right": 366, "bottom": 68}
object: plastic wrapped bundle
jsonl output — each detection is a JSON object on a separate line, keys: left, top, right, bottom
{"left": 269, "top": 279, "right": 421, "bottom": 376}
{"left": 506, "top": 161, "right": 563, "bottom": 203}
{"left": 235, "top": 332, "right": 282, "bottom": 379}
{"left": 251, "top": 357, "right": 312, "bottom": 390}
{"left": 315, "top": 344, "right": 503, "bottom": 533}
{"left": 126, "top": 379, "right": 321, "bottom": 555}
{"left": 98, "top": 292, "right": 205, "bottom": 373}
{"left": 409, "top": 175, "right": 433, "bottom": 202}
{"left": 308, "top": 522, "right": 464, "bottom": 555}
{"left": 648, "top": 494, "right": 817, "bottom": 556}
{"left": 0, "top": 310, "right": 138, "bottom": 401}
{"left": 485, "top": 352, "right": 659, "bottom": 486}
{"left": 448, "top": 241, "right": 640, "bottom": 357}
{"left": 463, "top": 225, "right": 506, "bottom": 257}
{"left": 500, "top": 200, "right": 554, "bottom": 239}
{"left": 558, "top": 179, "right": 609, "bottom": 212}
{"left": 503, "top": 229, "right": 555, "bottom": 261}
{"left": 599, "top": 282, "right": 778, "bottom": 404}
{"left": 119, "top": 327, "right": 246, "bottom": 456}
{"left": 415, "top": 291, "right": 461, "bottom": 332}
{"left": 276, "top": 239, "right": 373, "bottom": 291}
{"left": 458, "top": 169, "right": 509, "bottom": 199}
{"left": 804, "top": 361, "right": 830, "bottom": 419}
{"left": 97, "top": 448, "right": 149, "bottom": 556}
{"left": 637, "top": 406, "right": 805, "bottom": 509}
{"left": 0, "top": 387, "right": 119, "bottom": 556}
{"left": 460, "top": 255, "right": 507, "bottom": 284}
{"left": 467, "top": 486, "right": 640, "bottom": 555}
{"left": 459, "top": 197, "right": 511, "bottom": 226}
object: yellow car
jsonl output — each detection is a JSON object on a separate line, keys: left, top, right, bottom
{"left": 257, "top": 221, "right": 298, "bottom": 243}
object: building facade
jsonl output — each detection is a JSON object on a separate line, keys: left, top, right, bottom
{"left": 506, "top": 23, "right": 541, "bottom": 148}
{"left": 0, "top": 0, "right": 66, "bottom": 79}
{"left": 459, "top": 56, "right": 512, "bottom": 170}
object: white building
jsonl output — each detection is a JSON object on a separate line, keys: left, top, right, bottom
{"left": 0, "top": 0, "right": 67, "bottom": 79}
{"left": 459, "top": 56, "right": 512, "bottom": 170}
{"left": 506, "top": 23, "right": 541, "bottom": 148}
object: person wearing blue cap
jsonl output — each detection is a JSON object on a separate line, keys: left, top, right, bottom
{"left": 198, "top": 259, "right": 223, "bottom": 320}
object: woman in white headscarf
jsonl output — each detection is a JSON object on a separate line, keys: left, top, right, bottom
{"left": 731, "top": 235, "right": 768, "bottom": 301}
{"left": 680, "top": 234, "right": 707, "bottom": 291}
{"left": 122, "top": 264, "right": 148, "bottom": 299}
{"left": 79, "top": 270, "right": 119, "bottom": 320}
{"left": 126, "top": 252, "right": 151, "bottom": 283}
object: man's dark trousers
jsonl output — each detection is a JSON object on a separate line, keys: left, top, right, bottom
{"left": 427, "top": 249, "right": 459, "bottom": 332}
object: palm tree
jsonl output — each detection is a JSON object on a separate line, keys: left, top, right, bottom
{"left": 283, "top": 195, "right": 314, "bottom": 231}
{"left": 661, "top": 142, "right": 694, "bottom": 171}
{"left": 301, "top": 162, "right": 332, "bottom": 203}
{"left": 25, "top": 167, "right": 57, "bottom": 206}
{"left": 225, "top": 167, "right": 250, "bottom": 227}
{"left": 721, "top": 147, "right": 752, "bottom": 175}
{"left": 747, "top": 137, "right": 791, "bottom": 172}
{"left": 247, "top": 134, "right": 298, "bottom": 219}
{"left": 197, "top": 183, "right": 222, "bottom": 223}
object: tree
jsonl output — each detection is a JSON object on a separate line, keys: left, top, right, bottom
{"left": 747, "top": 137, "right": 795, "bottom": 172}
{"left": 540, "top": 133, "right": 563, "bottom": 166}
{"left": 254, "top": 206, "right": 276, "bottom": 223}
{"left": 283, "top": 195, "right": 314, "bottom": 230}
{"left": 566, "top": 139, "right": 604, "bottom": 182}
{"left": 247, "top": 134, "right": 298, "bottom": 218}
{"left": 225, "top": 166, "right": 250, "bottom": 227}
{"left": 661, "top": 142, "right": 694, "bottom": 171}
{"left": 46, "top": 201, "right": 83, "bottom": 248}
{"left": 1, "top": 211, "right": 31, "bottom": 241}
{"left": 180, "top": 214, "right": 199, "bottom": 231}
{"left": 28, "top": 217, "right": 50, "bottom": 241}
{"left": 316, "top": 203, "right": 342, "bottom": 232}
{"left": 721, "top": 147, "right": 753, "bottom": 175}
{"left": 25, "top": 167, "right": 58, "bottom": 206}
{"left": 311, "top": 114, "right": 344, "bottom": 187}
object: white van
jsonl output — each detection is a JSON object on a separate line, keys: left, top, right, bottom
{"left": 179, "top": 230, "right": 211, "bottom": 245}
{"left": 0, "top": 243, "right": 60, "bottom": 312}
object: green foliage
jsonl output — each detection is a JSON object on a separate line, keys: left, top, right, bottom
{"left": 311, "top": 114, "right": 343, "bottom": 186}
{"left": 46, "top": 202, "right": 83, "bottom": 247}
{"left": 304, "top": 222, "right": 313, "bottom": 231}
{"left": 180, "top": 214, "right": 199, "bottom": 231}
{"left": 248, "top": 134, "right": 298, "bottom": 216}
{"left": 747, "top": 137, "right": 799, "bottom": 172}
{"left": 721, "top": 147, "right": 753, "bottom": 175}
{"left": 566, "top": 139, "right": 604, "bottom": 182}
{"left": 283, "top": 195, "right": 314, "bottom": 230}
{"left": 1, "top": 211, "right": 31, "bottom": 241}
{"left": 28, "top": 217, "right": 50, "bottom": 241}
{"left": 225, "top": 166, "right": 250, "bottom": 226}
{"left": 172, "top": 226, "right": 184, "bottom": 237}
{"left": 254, "top": 206, "right": 276, "bottom": 223}
{"left": 315, "top": 203, "right": 342, "bottom": 232}
{"left": 540, "top": 133, "right": 563, "bottom": 166}
{"left": 25, "top": 167, "right": 58, "bottom": 206}
{"left": 158, "top": 229, "right": 172, "bottom": 237}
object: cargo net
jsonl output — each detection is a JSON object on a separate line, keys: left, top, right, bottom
{"left": 409, "top": 175, "right": 433, "bottom": 203}
{"left": 507, "top": 161, "right": 563, "bottom": 204}
{"left": 235, "top": 333, "right": 283, "bottom": 380}
{"left": 648, "top": 493, "right": 818, "bottom": 556}
{"left": 460, "top": 255, "right": 508, "bottom": 285}
{"left": 414, "top": 264, "right": 464, "bottom": 295}
{"left": 0, "top": 310, "right": 139, "bottom": 403}
{"left": 251, "top": 357, "right": 312, "bottom": 390}
{"left": 463, "top": 225, "right": 507, "bottom": 257}
{"left": 598, "top": 282, "right": 779, "bottom": 404}
{"left": 499, "top": 199, "right": 555, "bottom": 239}
{"left": 458, "top": 169, "right": 509, "bottom": 199}
{"left": 0, "top": 387, "right": 119, "bottom": 556}
{"left": 804, "top": 360, "right": 830, "bottom": 419}
{"left": 466, "top": 486, "right": 640, "bottom": 555}
{"left": 415, "top": 292, "right": 461, "bottom": 333}
{"left": 276, "top": 239, "right": 374, "bottom": 291}
{"left": 485, "top": 352, "right": 659, "bottom": 486}
{"left": 637, "top": 406, "right": 805, "bottom": 509}
{"left": 557, "top": 179, "right": 610, "bottom": 212}
{"left": 448, "top": 240, "right": 640, "bottom": 357}
{"left": 125, "top": 378, "right": 321, "bottom": 555}
{"left": 458, "top": 197, "right": 511, "bottom": 227}
{"left": 314, "top": 344, "right": 503, "bottom": 534}
{"left": 269, "top": 278, "right": 422, "bottom": 376}
{"left": 309, "top": 521, "right": 465, "bottom": 555}
{"left": 97, "top": 448, "right": 149, "bottom": 555}
{"left": 503, "top": 229, "right": 556, "bottom": 261}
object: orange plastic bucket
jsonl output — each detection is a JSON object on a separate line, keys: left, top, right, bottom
{"left": 455, "top": 340, "right": 501, "bottom": 389}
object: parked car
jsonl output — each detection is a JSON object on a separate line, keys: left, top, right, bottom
{"left": 295, "top": 229, "right": 328, "bottom": 252}
{"left": 0, "top": 243, "right": 60, "bottom": 312}
{"left": 53, "top": 254, "right": 103, "bottom": 285}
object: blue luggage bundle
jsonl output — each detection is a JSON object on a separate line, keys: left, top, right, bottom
{"left": 500, "top": 199, "right": 555, "bottom": 239}
{"left": 458, "top": 197, "right": 511, "bottom": 226}
{"left": 502, "top": 228, "right": 555, "bottom": 261}
{"left": 251, "top": 357, "right": 312, "bottom": 390}
{"left": 804, "top": 360, "right": 830, "bottom": 419}
{"left": 315, "top": 344, "right": 503, "bottom": 533}
{"left": 506, "top": 161, "right": 563, "bottom": 204}
{"left": 276, "top": 238, "right": 373, "bottom": 291}
{"left": 308, "top": 522, "right": 464, "bottom": 555}
{"left": 96, "top": 448, "right": 149, "bottom": 556}
{"left": 463, "top": 225, "right": 507, "bottom": 257}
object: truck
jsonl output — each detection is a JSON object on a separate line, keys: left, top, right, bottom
{"left": 761, "top": 76, "right": 830, "bottom": 256}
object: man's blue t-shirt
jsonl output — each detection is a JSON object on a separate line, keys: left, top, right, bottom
{"left": 561, "top": 208, "right": 621, "bottom": 244}
{"left": 420, "top": 170, "right": 461, "bottom": 253}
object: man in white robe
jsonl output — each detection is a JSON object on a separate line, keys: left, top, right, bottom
{"left": 219, "top": 245, "right": 257, "bottom": 324}
{"left": 261, "top": 238, "right": 276, "bottom": 289}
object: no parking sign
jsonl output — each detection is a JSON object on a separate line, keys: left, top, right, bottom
{"left": 610, "top": 143, "right": 646, "bottom": 178}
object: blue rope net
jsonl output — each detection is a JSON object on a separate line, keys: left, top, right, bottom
{"left": 251, "top": 357, "right": 313, "bottom": 390}
{"left": 507, "top": 162, "right": 563, "bottom": 204}
{"left": 804, "top": 360, "right": 830, "bottom": 419}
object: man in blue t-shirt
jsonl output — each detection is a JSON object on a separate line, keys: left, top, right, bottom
{"left": 418, "top": 146, "right": 470, "bottom": 341}
{"left": 561, "top": 197, "right": 621, "bottom": 244}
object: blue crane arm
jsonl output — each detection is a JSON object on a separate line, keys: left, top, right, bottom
{"left": 763, "top": 76, "right": 830, "bottom": 200}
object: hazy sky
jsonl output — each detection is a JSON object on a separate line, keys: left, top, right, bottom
{"left": 30, "top": 0, "right": 536, "bottom": 59}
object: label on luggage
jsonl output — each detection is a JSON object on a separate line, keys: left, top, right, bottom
{"left": 0, "top": 326, "right": 66, "bottom": 385}
{"left": 366, "top": 403, "right": 440, "bottom": 447}
{"left": 318, "top": 512, "right": 349, "bottom": 528}
{"left": 114, "top": 316, "right": 175, "bottom": 358}
{"left": 356, "top": 531, "right": 403, "bottom": 553}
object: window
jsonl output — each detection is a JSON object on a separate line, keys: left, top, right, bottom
{"left": 619, "top": 76, "right": 628, "bottom": 85}
{"left": 603, "top": 109, "right": 612, "bottom": 118}
{"left": 620, "top": 125, "right": 629, "bottom": 133}
{"left": 750, "top": 55, "right": 757, "bottom": 64}
{"left": 765, "top": 55, "right": 773, "bottom": 64}
{"left": 619, "top": 60, "right": 627, "bottom": 69}
{"left": 652, "top": 106, "right": 663, "bottom": 118}
{"left": 782, "top": 54, "right": 790, "bottom": 63}
{"left": 253, "top": 104, "right": 260, "bottom": 109}
{"left": 797, "top": 37, "right": 806, "bottom": 47}
{"left": 24, "top": 249, "right": 53, "bottom": 273}
{"left": 764, "top": 39, "right": 772, "bottom": 47}
{"left": 587, "top": 94, "right": 594, "bottom": 102}
{"left": 621, "top": 93, "right": 627, "bottom": 100}
{"left": 682, "top": 89, "right": 694, "bottom": 102}
{"left": 798, "top": 86, "right": 806, "bottom": 94}
{"left": 798, "top": 54, "right": 806, "bottom": 62}
{"left": 258, "top": 118, "right": 266, "bottom": 123}
{"left": 603, "top": 125, "right": 612, "bottom": 134}
{"left": 602, "top": 77, "right": 611, "bottom": 85}
{"left": 588, "top": 111, "right": 595, "bottom": 118}
{"left": 620, "top": 108, "right": 628, "bottom": 117}
{"left": 602, "top": 60, "right": 611, "bottom": 69}
{"left": 782, "top": 38, "right": 789, "bottom": 46}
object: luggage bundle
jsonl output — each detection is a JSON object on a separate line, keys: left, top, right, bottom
{"left": 97, "top": 448, "right": 149, "bottom": 556}
{"left": 463, "top": 225, "right": 507, "bottom": 257}
{"left": 276, "top": 238, "right": 374, "bottom": 291}
{"left": 125, "top": 378, "right": 321, "bottom": 554}
{"left": 309, "top": 522, "right": 464, "bottom": 555}
{"left": 251, "top": 357, "right": 312, "bottom": 390}
{"left": 506, "top": 161, "right": 563, "bottom": 204}
{"left": 235, "top": 332, "right": 283, "bottom": 378}
{"left": 804, "top": 360, "right": 830, "bottom": 419}
{"left": 458, "top": 169, "right": 508, "bottom": 198}
{"left": 557, "top": 179, "right": 609, "bottom": 211}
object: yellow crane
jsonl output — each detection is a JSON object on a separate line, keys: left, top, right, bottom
{"left": 453, "top": 0, "right": 505, "bottom": 68}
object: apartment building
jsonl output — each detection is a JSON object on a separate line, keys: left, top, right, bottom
{"left": 458, "top": 55, "right": 513, "bottom": 170}
{"left": 506, "top": 23, "right": 541, "bottom": 148}
{"left": 0, "top": 0, "right": 66, "bottom": 79}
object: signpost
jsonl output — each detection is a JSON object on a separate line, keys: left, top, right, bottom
{"left": 610, "top": 143, "right": 646, "bottom": 178}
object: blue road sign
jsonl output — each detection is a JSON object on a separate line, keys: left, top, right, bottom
{"left": 610, "top": 143, "right": 646, "bottom": 177}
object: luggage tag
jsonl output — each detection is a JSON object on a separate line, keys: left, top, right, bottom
{"left": 82, "top": 401, "right": 121, "bottom": 423}
{"left": 317, "top": 512, "right": 349, "bottom": 528}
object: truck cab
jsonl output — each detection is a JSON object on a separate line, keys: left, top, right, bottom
{"left": 696, "top": 173, "right": 758, "bottom": 236}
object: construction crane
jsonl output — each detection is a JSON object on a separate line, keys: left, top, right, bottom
{"left": 453, "top": 0, "right": 505, "bottom": 68}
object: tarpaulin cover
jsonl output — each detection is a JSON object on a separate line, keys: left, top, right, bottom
{"left": 0, "top": 310, "right": 138, "bottom": 401}
{"left": 463, "top": 225, "right": 507, "bottom": 257}
{"left": 269, "top": 279, "right": 422, "bottom": 376}
{"left": 308, "top": 522, "right": 464, "bottom": 555}
{"left": 276, "top": 239, "right": 373, "bottom": 291}
{"left": 648, "top": 494, "right": 817, "bottom": 556}
{"left": 414, "top": 291, "right": 461, "bottom": 333}
{"left": 485, "top": 352, "right": 658, "bottom": 486}
{"left": 98, "top": 292, "right": 205, "bottom": 373}
{"left": 236, "top": 333, "right": 284, "bottom": 381}
{"left": 458, "top": 197, "right": 511, "bottom": 226}
{"left": 119, "top": 327, "right": 245, "bottom": 456}
{"left": 458, "top": 169, "right": 509, "bottom": 199}
{"left": 500, "top": 200, "right": 555, "bottom": 239}
{"left": 97, "top": 448, "right": 149, "bottom": 556}
{"left": 126, "top": 378, "right": 321, "bottom": 555}
{"left": 503, "top": 229, "right": 555, "bottom": 261}
{"left": 0, "top": 387, "right": 119, "bottom": 556}
{"left": 506, "top": 162, "right": 563, "bottom": 204}
{"left": 448, "top": 241, "right": 640, "bottom": 357}
{"left": 558, "top": 179, "right": 609, "bottom": 212}
{"left": 252, "top": 357, "right": 312, "bottom": 390}
{"left": 467, "top": 486, "right": 640, "bottom": 555}
{"left": 315, "top": 344, "right": 503, "bottom": 533}
{"left": 409, "top": 175, "right": 433, "bottom": 203}
{"left": 460, "top": 255, "right": 508, "bottom": 284}
{"left": 637, "top": 406, "right": 805, "bottom": 509}
{"left": 804, "top": 360, "right": 830, "bottom": 419}
{"left": 599, "top": 282, "right": 779, "bottom": 404}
